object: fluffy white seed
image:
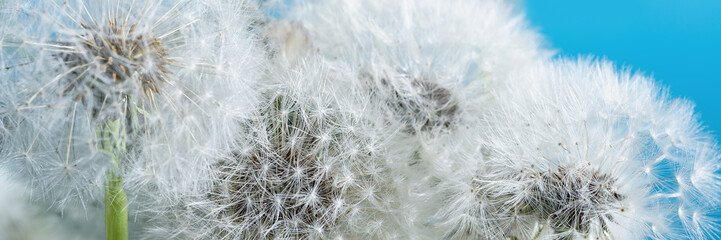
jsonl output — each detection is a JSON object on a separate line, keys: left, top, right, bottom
{"left": 433, "top": 59, "right": 721, "bottom": 239}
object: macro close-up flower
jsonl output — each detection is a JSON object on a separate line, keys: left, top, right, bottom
{"left": 1, "top": 0, "right": 264, "bottom": 238}
{"left": 140, "top": 57, "right": 409, "bottom": 239}
{"left": 279, "top": 0, "right": 548, "bottom": 135}
{"left": 431, "top": 59, "right": 721, "bottom": 240}
{"left": 1, "top": 0, "right": 719, "bottom": 239}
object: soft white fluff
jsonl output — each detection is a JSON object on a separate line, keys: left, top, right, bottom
{"left": 0, "top": 0, "right": 263, "bottom": 216}
{"left": 0, "top": 172, "right": 104, "bottom": 240}
{"left": 273, "top": 1, "right": 550, "bottom": 236}
{"left": 3, "top": 0, "right": 719, "bottom": 239}
{"left": 283, "top": 0, "right": 548, "bottom": 135}
{"left": 433, "top": 59, "right": 721, "bottom": 239}
{"left": 140, "top": 57, "right": 407, "bottom": 239}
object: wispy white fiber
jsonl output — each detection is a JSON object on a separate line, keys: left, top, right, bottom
{"left": 0, "top": 0, "right": 264, "bottom": 217}
{"left": 140, "top": 56, "right": 407, "bottom": 239}
{"left": 2, "top": 0, "right": 719, "bottom": 239}
{"left": 431, "top": 58, "right": 721, "bottom": 239}
{"left": 269, "top": 1, "right": 553, "bottom": 237}
{"left": 282, "top": 0, "right": 549, "bottom": 136}
{"left": 0, "top": 172, "right": 103, "bottom": 240}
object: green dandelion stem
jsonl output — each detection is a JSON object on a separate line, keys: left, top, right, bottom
{"left": 100, "top": 118, "right": 128, "bottom": 240}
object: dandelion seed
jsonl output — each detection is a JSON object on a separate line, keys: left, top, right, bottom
{"left": 143, "top": 58, "right": 399, "bottom": 239}
{"left": 1, "top": 0, "right": 264, "bottom": 237}
{"left": 435, "top": 59, "right": 721, "bottom": 240}
{"left": 278, "top": 0, "right": 548, "bottom": 138}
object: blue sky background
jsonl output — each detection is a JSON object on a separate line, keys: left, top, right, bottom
{"left": 523, "top": 0, "right": 721, "bottom": 139}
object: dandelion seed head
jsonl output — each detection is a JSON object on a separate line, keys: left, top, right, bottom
{"left": 278, "top": 0, "right": 548, "bottom": 138}
{"left": 144, "top": 58, "right": 400, "bottom": 239}
{"left": 209, "top": 92, "right": 345, "bottom": 238}
{"left": 2, "top": 0, "right": 265, "bottom": 217}
{"left": 271, "top": 2, "right": 550, "bottom": 235}
{"left": 55, "top": 20, "right": 171, "bottom": 110}
{"left": 521, "top": 165, "right": 624, "bottom": 234}
{"left": 438, "top": 59, "right": 721, "bottom": 239}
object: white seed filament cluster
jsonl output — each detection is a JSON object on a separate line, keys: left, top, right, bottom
{"left": 525, "top": 166, "right": 624, "bottom": 234}
{"left": 372, "top": 74, "right": 458, "bottom": 135}
{"left": 56, "top": 19, "right": 172, "bottom": 116}
{"left": 210, "top": 93, "right": 382, "bottom": 238}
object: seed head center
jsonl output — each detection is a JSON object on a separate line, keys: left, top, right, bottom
{"left": 58, "top": 20, "right": 171, "bottom": 104}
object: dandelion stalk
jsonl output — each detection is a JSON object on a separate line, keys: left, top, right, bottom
{"left": 99, "top": 117, "right": 128, "bottom": 240}
{"left": 1, "top": 1, "right": 265, "bottom": 239}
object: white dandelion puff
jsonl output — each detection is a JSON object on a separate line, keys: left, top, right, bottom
{"left": 141, "top": 57, "right": 404, "bottom": 239}
{"left": 0, "top": 0, "right": 264, "bottom": 225}
{"left": 280, "top": 0, "right": 549, "bottom": 136}
{"left": 274, "top": 1, "right": 551, "bottom": 237}
{"left": 433, "top": 58, "right": 721, "bottom": 239}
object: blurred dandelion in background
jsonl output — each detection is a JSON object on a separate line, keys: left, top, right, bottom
{"left": 1, "top": 0, "right": 719, "bottom": 239}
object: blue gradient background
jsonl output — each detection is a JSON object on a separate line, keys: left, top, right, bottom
{"left": 524, "top": 0, "right": 721, "bottom": 138}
